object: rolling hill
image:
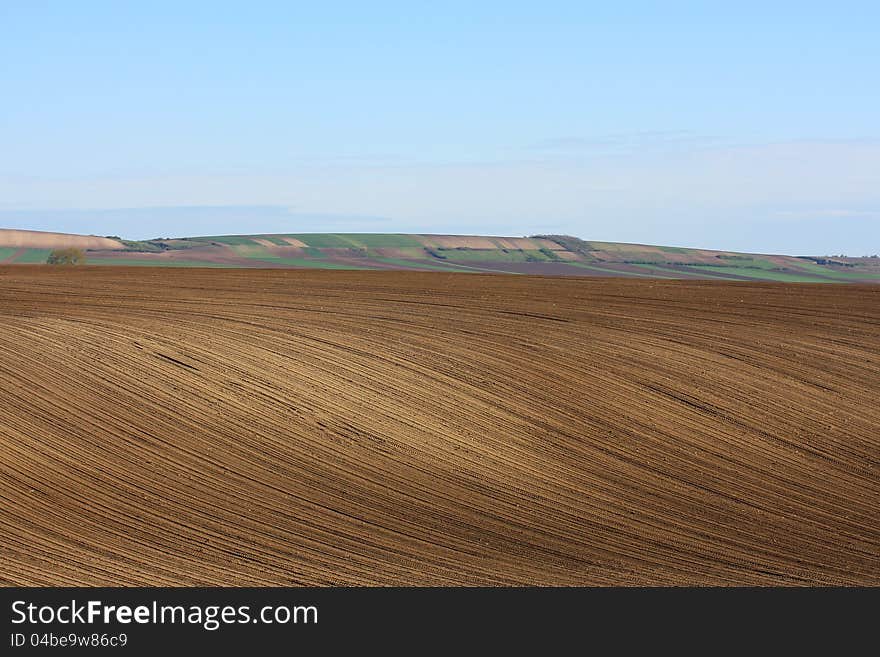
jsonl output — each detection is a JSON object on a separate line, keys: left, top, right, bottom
{"left": 2, "top": 228, "right": 879, "bottom": 283}
{"left": 1, "top": 267, "right": 878, "bottom": 585}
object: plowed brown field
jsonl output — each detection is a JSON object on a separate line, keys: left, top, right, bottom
{"left": 1, "top": 266, "right": 878, "bottom": 586}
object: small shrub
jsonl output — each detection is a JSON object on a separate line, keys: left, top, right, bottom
{"left": 47, "top": 248, "right": 86, "bottom": 265}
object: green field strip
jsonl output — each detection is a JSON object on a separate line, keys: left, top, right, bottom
{"left": 0, "top": 247, "right": 18, "bottom": 262}
{"left": 89, "top": 258, "right": 243, "bottom": 267}
{"left": 242, "top": 256, "right": 368, "bottom": 270}
{"left": 680, "top": 265, "right": 833, "bottom": 283}
{"left": 369, "top": 257, "right": 460, "bottom": 271}
{"left": 13, "top": 249, "right": 53, "bottom": 263}
{"left": 788, "top": 260, "right": 880, "bottom": 280}
{"left": 586, "top": 241, "right": 635, "bottom": 252}
{"left": 717, "top": 257, "right": 786, "bottom": 271}
{"left": 628, "top": 263, "right": 741, "bottom": 280}
{"left": 323, "top": 234, "right": 365, "bottom": 248}
{"left": 657, "top": 245, "right": 696, "bottom": 254}
{"left": 199, "top": 235, "right": 263, "bottom": 246}
{"left": 342, "top": 234, "right": 423, "bottom": 248}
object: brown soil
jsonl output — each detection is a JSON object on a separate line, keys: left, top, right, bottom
{"left": 0, "top": 267, "right": 877, "bottom": 586}
{"left": 0, "top": 229, "right": 124, "bottom": 250}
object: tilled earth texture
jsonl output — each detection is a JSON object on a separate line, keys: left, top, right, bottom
{"left": 0, "top": 267, "right": 877, "bottom": 585}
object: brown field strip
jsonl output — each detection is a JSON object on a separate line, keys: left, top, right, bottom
{"left": 0, "top": 266, "right": 877, "bottom": 585}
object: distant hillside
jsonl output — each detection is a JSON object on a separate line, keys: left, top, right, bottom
{"left": 0, "top": 229, "right": 123, "bottom": 251}
{"left": 2, "top": 228, "right": 879, "bottom": 283}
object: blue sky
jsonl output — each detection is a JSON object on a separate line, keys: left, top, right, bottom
{"left": 1, "top": 1, "right": 878, "bottom": 254}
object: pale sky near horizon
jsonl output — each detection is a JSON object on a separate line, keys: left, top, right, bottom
{"left": 1, "top": 2, "right": 878, "bottom": 254}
